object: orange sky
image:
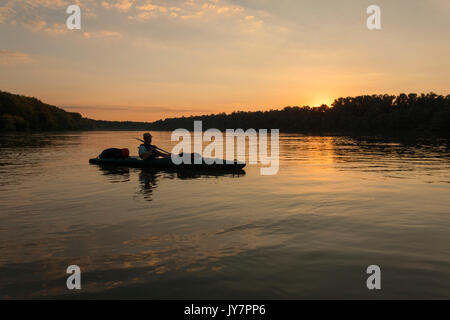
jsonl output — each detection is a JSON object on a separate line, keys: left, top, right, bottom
{"left": 1, "top": 0, "right": 449, "bottom": 121}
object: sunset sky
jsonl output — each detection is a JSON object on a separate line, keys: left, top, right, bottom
{"left": 1, "top": 0, "right": 449, "bottom": 121}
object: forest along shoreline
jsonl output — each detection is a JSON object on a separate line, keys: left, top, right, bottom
{"left": 1, "top": 90, "right": 449, "bottom": 137}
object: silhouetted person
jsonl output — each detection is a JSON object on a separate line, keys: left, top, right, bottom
{"left": 138, "top": 133, "right": 170, "bottom": 160}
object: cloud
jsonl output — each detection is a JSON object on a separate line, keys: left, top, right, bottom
{"left": 22, "top": 20, "right": 68, "bottom": 35}
{"left": 83, "top": 30, "right": 123, "bottom": 39}
{"left": 243, "top": 15, "right": 263, "bottom": 32}
{"left": 0, "top": 0, "right": 70, "bottom": 34}
{"left": 24, "top": 20, "right": 49, "bottom": 32}
{"left": 123, "top": 0, "right": 268, "bottom": 35}
{"left": 130, "top": 2, "right": 175, "bottom": 20}
{"left": 122, "top": 0, "right": 249, "bottom": 22}
{"left": 0, "top": 0, "right": 69, "bottom": 24}
{"left": 44, "top": 23, "right": 68, "bottom": 35}
{"left": 0, "top": 50, "right": 33, "bottom": 65}
{"left": 0, "top": 6, "right": 11, "bottom": 23}
{"left": 0, "top": 0, "right": 270, "bottom": 38}
{"left": 135, "top": 3, "right": 169, "bottom": 13}
{"left": 101, "top": 0, "right": 134, "bottom": 12}
{"left": 136, "top": 3, "right": 166, "bottom": 12}
{"left": 26, "top": 0, "right": 69, "bottom": 8}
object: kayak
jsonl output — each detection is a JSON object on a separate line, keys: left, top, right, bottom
{"left": 89, "top": 155, "right": 246, "bottom": 170}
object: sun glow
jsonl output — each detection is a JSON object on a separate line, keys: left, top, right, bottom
{"left": 308, "top": 96, "right": 335, "bottom": 108}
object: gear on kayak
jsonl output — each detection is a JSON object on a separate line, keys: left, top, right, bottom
{"left": 99, "top": 148, "right": 130, "bottom": 159}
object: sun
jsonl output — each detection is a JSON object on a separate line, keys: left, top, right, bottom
{"left": 309, "top": 96, "right": 335, "bottom": 107}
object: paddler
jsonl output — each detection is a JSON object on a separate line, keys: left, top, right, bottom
{"left": 138, "top": 133, "right": 170, "bottom": 160}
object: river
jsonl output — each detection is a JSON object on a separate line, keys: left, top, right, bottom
{"left": 0, "top": 131, "right": 449, "bottom": 299}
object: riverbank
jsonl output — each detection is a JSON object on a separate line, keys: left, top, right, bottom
{"left": 2, "top": 90, "right": 449, "bottom": 136}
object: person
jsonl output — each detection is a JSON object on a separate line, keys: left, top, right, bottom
{"left": 138, "top": 133, "right": 170, "bottom": 160}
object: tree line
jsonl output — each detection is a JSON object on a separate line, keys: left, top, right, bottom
{"left": 148, "top": 93, "right": 450, "bottom": 135}
{"left": 0, "top": 90, "right": 151, "bottom": 131}
{"left": 1, "top": 90, "right": 449, "bottom": 135}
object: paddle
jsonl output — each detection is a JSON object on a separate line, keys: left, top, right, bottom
{"left": 134, "top": 138, "right": 171, "bottom": 155}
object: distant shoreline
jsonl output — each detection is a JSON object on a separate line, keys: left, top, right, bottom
{"left": 1, "top": 90, "right": 449, "bottom": 137}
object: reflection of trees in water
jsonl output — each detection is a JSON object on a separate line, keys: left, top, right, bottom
{"left": 282, "top": 136, "right": 449, "bottom": 160}
{"left": 0, "top": 133, "right": 84, "bottom": 187}
{"left": 280, "top": 135, "right": 450, "bottom": 180}
{"left": 95, "top": 165, "right": 245, "bottom": 202}
{"left": 331, "top": 137, "right": 450, "bottom": 171}
{"left": 0, "top": 132, "right": 83, "bottom": 149}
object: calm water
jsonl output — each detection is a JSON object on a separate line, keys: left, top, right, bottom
{"left": 0, "top": 131, "right": 449, "bottom": 299}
